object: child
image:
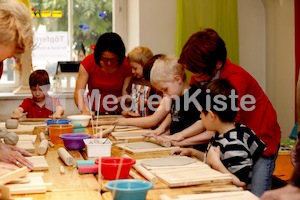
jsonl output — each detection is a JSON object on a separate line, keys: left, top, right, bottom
{"left": 123, "top": 46, "right": 154, "bottom": 117}
{"left": 145, "top": 54, "right": 204, "bottom": 141}
{"left": 171, "top": 79, "right": 266, "bottom": 189}
{"left": 116, "top": 54, "right": 171, "bottom": 128}
{"left": 11, "top": 70, "right": 64, "bottom": 119}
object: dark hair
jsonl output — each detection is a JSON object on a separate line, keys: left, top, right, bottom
{"left": 143, "top": 54, "right": 165, "bottom": 80}
{"left": 199, "top": 79, "right": 237, "bottom": 122}
{"left": 179, "top": 28, "right": 227, "bottom": 76}
{"left": 29, "top": 70, "right": 50, "bottom": 89}
{"left": 94, "top": 32, "right": 126, "bottom": 66}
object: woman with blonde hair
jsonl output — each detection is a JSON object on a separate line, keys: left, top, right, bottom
{"left": 0, "top": 0, "right": 34, "bottom": 172}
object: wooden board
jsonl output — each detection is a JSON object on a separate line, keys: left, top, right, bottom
{"left": 135, "top": 157, "right": 232, "bottom": 188}
{"left": 97, "top": 125, "right": 142, "bottom": 132}
{"left": 16, "top": 141, "right": 35, "bottom": 153}
{"left": 19, "top": 118, "right": 50, "bottom": 122}
{"left": 111, "top": 129, "right": 152, "bottom": 140}
{"left": 25, "top": 156, "right": 49, "bottom": 171}
{"left": 18, "top": 134, "right": 37, "bottom": 144}
{"left": 0, "top": 123, "right": 43, "bottom": 134}
{"left": 0, "top": 167, "right": 28, "bottom": 185}
{"left": 116, "top": 141, "right": 179, "bottom": 154}
{"left": 6, "top": 172, "right": 52, "bottom": 195}
{"left": 176, "top": 191, "right": 259, "bottom": 200}
{"left": 18, "top": 118, "right": 47, "bottom": 125}
{"left": 151, "top": 166, "right": 232, "bottom": 187}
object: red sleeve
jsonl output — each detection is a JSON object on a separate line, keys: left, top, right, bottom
{"left": 19, "top": 98, "right": 33, "bottom": 112}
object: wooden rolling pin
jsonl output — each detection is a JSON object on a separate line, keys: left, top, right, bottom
{"left": 144, "top": 136, "right": 172, "bottom": 148}
{"left": 40, "top": 131, "right": 46, "bottom": 141}
{"left": 95, "top": 126, "right": 115, "bottom": 138}
{"left": 123, "top": 154, "right": 158, "bottom": 183}
{"left": 57, "top": 147, "right": 74, "bottom": 166}
{"left": 37, "top": 139, "right": 48, "bottom": 155}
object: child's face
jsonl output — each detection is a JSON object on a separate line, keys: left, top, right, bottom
{"left": 200, "top": 111, "right": 209, "bottom": 129}
{"left": 153, "top": 79, "right": 182, "bottom": 98}
{"left": 200, "top": 110, "right": 217, "bottom": 131}
{"left": 31, "top": 85, "right": 47, "bottom": 103}
{"left": 130, "top": 62, "right": 143, "bottom": 79}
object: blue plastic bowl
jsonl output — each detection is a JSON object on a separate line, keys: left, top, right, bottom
{"left": 59, "top": 133, "right": 91, "bottom": 150}
{"left": 45, "top": 119, "right": 70, "bottom": 126}
{"left": 105, "top": 179, "right": 153, "bottom": 200}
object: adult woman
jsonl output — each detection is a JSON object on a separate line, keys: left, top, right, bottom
{"left": 74, "top": 32, "right": 132, "bottom": 115}
{"left": 0, "top": 0, "right": 34, "bottom": 171}
{"left": 178, "top": 28, "right": 281, "bottom": 197}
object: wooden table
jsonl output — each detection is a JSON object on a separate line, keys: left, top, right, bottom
{"left": 8, "top": 123, "right": 256, "bottom": 200}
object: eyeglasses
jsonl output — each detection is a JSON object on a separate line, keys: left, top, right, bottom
{"left": 100, "top": 57, "right": 119, "bottom": 64}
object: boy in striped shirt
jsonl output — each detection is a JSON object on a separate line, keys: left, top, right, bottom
{"left": 171, "top": 79, "right": 265, "bottom": 190}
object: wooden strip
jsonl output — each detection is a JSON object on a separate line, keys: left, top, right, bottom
{"left": 19, "top": 118, "right": 50, "bottom": 122}
{"left": 116, "top": 142, "right": 179, "bottom": 154}
{"left": 177, "top": 191, "right": 259, "bottom": 200}
{"left": 0, "top": 167, "right": 28, "bottom": 185}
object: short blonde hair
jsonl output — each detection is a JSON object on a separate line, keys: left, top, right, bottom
{"left": 128, "top": 46, "right": 153, "bottom": 66}
{"left": 0, "top": 0, "right": 33, "bottom": 53}
{"left": 150, "top": 54, "right": 186, "bottom": 85}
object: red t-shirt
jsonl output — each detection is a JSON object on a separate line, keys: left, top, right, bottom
{"left": 81, "top": 53, "right": 132, "bottom": 113}
{"left": 190, "top": 59, "right": 281, "bottom": 156}
{"left": 19, "top": 97, "right": 61, "bottom": 118}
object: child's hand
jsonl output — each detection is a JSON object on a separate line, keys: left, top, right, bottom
{"left": 122, "top": 110, "right": 141, "bottom": 117}
{"left": 11, "top": 110, "right": 27, "bottom": 119}
{"left": 81, "top": 110, "right": 95, "bottom": 118}
{"left": 143, "top": 127, "right": 167, "bottom": 137}
{"left": 170, "top": 147, "right": 194, "bottom": 157}
{"left": 51, "top": 112, "right": 62, "bottom": 119}
{"left": 161, "top": 134, "right": 184, "bottom": 142}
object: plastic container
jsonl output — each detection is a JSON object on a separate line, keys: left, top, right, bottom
{"left": 105, "top": 179, "right": 153, "bottom": 200}
{"left": 59, "top": 133, "right": 91, "bottom": 150}
{"left": 83, "top": 138, "right": 112, "bottom": 157}
{"left": 67, "top": 115, "right": 91, "bottom": 128}
{"left": 95, "top": 157, "right": 136, "bottom": 180}
{"left": 48, "top": 124, "right": 74, "bottom": 144}
{"left": 45, "top": 119, "right": 70, "bottom": 126}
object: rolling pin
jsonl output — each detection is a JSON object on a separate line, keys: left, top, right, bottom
{"left": 95, "top": 125, "right": 116, "bottom": 137}
{"left": 123, "top": 154, "right": 158, "bottom": 183}
{"left": 37, "top": 139, "right": 48, "bottom": 155}
{"left": 40, "top": 131, "right": 46, "bottom": 141}
{"left": 57, "top": 147, "right": 74, "bottom": 166}
{"left": 144, "top": 136, "right": 172, "bottom": 148}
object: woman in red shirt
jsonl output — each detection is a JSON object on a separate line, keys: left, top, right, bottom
{"left": 178, "top": 28, "right": 281, "bottom": 197}
{"left": 74, "top": 32, "right": 132, "bottom": 116}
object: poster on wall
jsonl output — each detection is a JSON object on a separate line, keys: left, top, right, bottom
{"left": 32, "top": 32, "right": 69, "bottom": 78}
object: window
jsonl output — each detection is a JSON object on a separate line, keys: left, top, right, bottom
{"left": 0, "top": 0, "right": 125, "bottom": 92}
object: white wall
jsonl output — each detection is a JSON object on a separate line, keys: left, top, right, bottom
{"left": 238, "top": 0, "right": 266, "bottom": 90}
{"left": 263, "top": 0, "right": 295, "bottom": 139}
{"left": 127, "top": 0, "right": 177, "bottom": 55}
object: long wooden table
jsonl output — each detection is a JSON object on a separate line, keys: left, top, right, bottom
{"left": 7, "top": 123, "right": 256, "bottom": 200}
